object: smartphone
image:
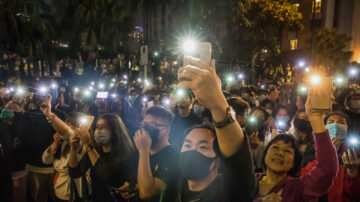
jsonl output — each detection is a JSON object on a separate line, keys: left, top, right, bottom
{"left": 79, "top": 115, "right": 94, "bottom": 130}
{"left": 309, "top": 76, "right": 332, "bottom": 112}
{"left": 184, "top": 42, "right": 212, "bottom": 66}
{"left": 96, "top": 91, "right": 108, "bottom": 99}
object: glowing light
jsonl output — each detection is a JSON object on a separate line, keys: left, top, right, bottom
{"left": 145, "top": 80, "right": 151, "bottom": 87}
{"left": 182, "top": 39, "right": 197, "bottom": 54}
{"left": 249, "top": 116, "right": 256, "bottom": 123}
{"left": 39, "top": 86, "right": 48, "bottom": 94}
{"left": 305, "top": 67, "right": 310, "bottom": 72}
{"left": 238, "top": 74, "right": 244, "bottom": 79}
{"left": 137, "top": 78, "right": 142, "bottom": 83}
{"left": 176, "top": 88, "right": 186, "bottom": 98}
{"left": 83, "top": 90, "right": 91, "bottom": 97}
{"left": 226, "top": 75, "right": 235, "bottom": 84}
{"left": 261, "top": 85, "right": 265, "bottom": 89}
{"left": 80, "top": 117, "right": 88, "bottom": 125}
{"left": 298, "top": 60, "right": 305, "bottom": 68}
{"left": 6, "top": 89, "right": 10, "bottom": 94}
{"left": 89, "top": 86, "right": 94, "bottom": 90}
{"left": 112, "top": 78, "right": 116, "bottom": 82}
{"left": 142, "top": 97, "right": 148, "bottom": 103}
{"left": 164, "top": 98, "right": 171, "bottom": 106}
{"left": 154, "top": 52, "right": 159, "bottom": 57}
{"left": 123, "top": 75, "right": 128, "bottom": 80}
{"left": 334, "top": 75, "right": 345, "bottom": 85}
{"left": 9, "top": 87, "right": 15, "bottom": 92}
{"left": 98, "top": 83, "right": 105, "bottom": 89}
{"left": 111, "top": 93, "right": 117, "bottom": 98}
{"left": 109, "top": 83, "right": 114, "bottom": 87}
{"left": 349, "top": 67, "right": 358, "bottom": 76}
{"left": 16, "top": 87, "right": 25, "bottom": 95}
{"left": 51, "top": 83, "right": 57, "bottom": 89}
{"left": 348, "top": 137, "right": 359, "bottom": 146}
{"left": 74, "top": 87, "right": 79, "bottom": 92}
{"left": 299, "top": 85, "right": 307, "bottom": 93}
{"left": 310, "top": 75, "right": 321, "bottom": 85}
{"left": 91, "top": 82, "right": 95, "bottom": 86}
{"left": 277, "top": 121, "right": 285, "bottom": 127}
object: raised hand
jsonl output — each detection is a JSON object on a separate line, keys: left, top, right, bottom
{"left": 134, "top": 128, "right": 152, "bottom": 154}
{"left": 39, "top": 94, "right": 52, "bottom": 117}
{"left": 342, "top": 148, "right": 360, "bottom": 177}
{"left": 75, "top": 128, "right": 92, "bottom": 147}
{"left": 70, "top": 133, "right": 81, "bottom": 151}
{"left": 177, "top": 56, "right": 226, "bottom": 112}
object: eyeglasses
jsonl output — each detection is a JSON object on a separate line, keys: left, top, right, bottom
{"left": 140, "top": 121, "right": 169, "bottom": 128}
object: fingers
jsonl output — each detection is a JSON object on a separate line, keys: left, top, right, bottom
{"left": 184, "top": 56, "right": 211, "bottom": 71}
{"left": 352, "top": 148, "right": 359, "bottom": 161}
{"left": 342, "top": 151, "right": 350, "bottom": 165}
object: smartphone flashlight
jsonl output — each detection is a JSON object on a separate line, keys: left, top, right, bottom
{"left": 305, "top": 67, "right": 310, "bottom": 72}
{"left": 51, "top": 83, "right": 57, "bottom": 89}
{"left": 163, "top": 98, "right": 171, "bottom": 106}
{"left": 238, "top": 74, "right": 244, "bottom": 80}
{"left": 96, "top": 91, "right": 108, "bottom": 99}
{"left": 310, "top": 75, "right": 321, "bottom": 85}
{"left": 145, "top": 80, "right": 151, "bottom": 87}
{"left": 83, "top": 90, "right": 91, "bottom": 97}
{"left": 226, "top": 75, "right": 235, "bottom": 84}
{"left": 39, "top": 86, "right": 48, "bottom": 94}
{"left": 298, "top": 85, "right": 307, "bottom": 94}
{"left": 80, "top": 117, "right": 88, "bottom": 125}
{"left": 111, "top": 93, "right": 117, "bottom": 98}
{"left": 182, "top": 39, "right": 197, "bottom": 54}
{"left": 91, "top": 82, "right": 95, "bottom": 86}
{"left": 123, "top": 75, "right": 128, "bottom": 80}
{"left": 98, "top": 83, "right": 105, "bottom": 89}
{"left": 176, "top": 88, "right": 186, "bottom": 98}
{"left": 348, "top": 136, "right": 359, "bottom": 147}
{"left": 334, "top": 76, "right": 345, "bottom": 85}
{"left": 249, "top": 116, "right": 257, "bottom": 124}
{"left": 16, "top": 87, "right": 25, "bottom": 96}
{"left": 109, "top": 83, "right": 114, "bottom": 87}
{"left": 137, "top": 78, "right": 142, "bottom": 83}
{"left": 112, "top": 78, "right": 116, "bottom": 82}
{"left": 74, "top": 87, "right": 79, "bottom": 92}
{"left": 142, "top": 97, "right": 148, "bottom": 103}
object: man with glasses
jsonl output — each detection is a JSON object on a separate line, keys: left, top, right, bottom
{"left": 132, "top": 106, "right": 179, "bottom": 202}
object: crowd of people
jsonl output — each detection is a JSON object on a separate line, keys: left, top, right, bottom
{"left": 0, "top": 52, "right": 360, "bottom": 202}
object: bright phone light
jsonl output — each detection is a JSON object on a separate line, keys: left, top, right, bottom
{"left": 112, "top": 78, "right": 116, "bottom": 82}
{"left": 111, "top": 93, "right": 117, "bottom": 98}
{"left": 277, "top": 121, "right": 285, "bottom": 127}
{"left": 109, "top": 83, "right": 114, "bottom": 87}
{"left": 83, "top": 90, "right": 91, "bottom": 97}
{"left": 16, "top": 87, "right": 25, "bottom": 95}
{"left": 91, "top": 82, "right": 95, "bottom": 86}
{"left": 349, "top": 68, "right": 358, "bottom": 76}
{"left": 348, "top": 136, "right": 359, "bottom": 147}
{"left": 298, "top": 60, "right": 305, "bottom": 68}
{"left": 142, "top": 97, "right": 148, "bottom": 103}
{"left": 238, "top": 74, "right": 244, "bottom": 79}
{"left": 80, "top": 117, "right": 88, "bottom": 125}
{"left": 74, "top": 87, "right": 79, "bottom": 92}
{"left": 137, "top": 78, "right": 142, "bottom": 83}
{"left": 310, "top": 75, "right": 321, "bottom": 85}
{"left": 51, "top": 83, "right": 57, "bottom": 89}
{"left": 299, "top": 85, "right": 307, "bottom": 93}
{"left": 182, "top": 39, "right": 197, "bottom": 54}
{"left": 145, "top": 80, "right": 151, "bottom": 87}
{"left": 334, "top": 75, "right": 345, "bottom": 85}
{"left": 9, "top": 87, "right": 15, "bottom": 92}
{"left": 98, "top": 83, "right": 105, "bottom": 89}
{"left": 163, "top": 98, "right": 171, "bottom": 106}
{"left": 305, "top": 67, "right": 310, "bottom": 72}
{"left": 39, "top": 86, "right": 47, "bottom": 94}
{"left": 89, "top": 86, "right": 94, "bottom": 90}
{"left": 249, "top": 116, "right": 256, "bottom": 123}
{"left": 176, "top": 88, "right": 186, "bottom": 98}
{"left": 226, "top": 75, "right": 235, "bottom": 84}
{"left": 123, "top": 75, "right": 128, "bottom": 80}
{"left": 154, "top": 52, "right": 159, "bottom": 57}
{"left": 6, "top": 89, "right": 10, "bottom": 94}
{"left": 261, "top": 85, "right": 265, "bottom": 89}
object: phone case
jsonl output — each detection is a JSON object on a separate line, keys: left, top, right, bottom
{"left": 184, "top": 42, "right": 212, "bottom": 66}
{"left": 309, "top": 77, "right": 332, "bottom": 112}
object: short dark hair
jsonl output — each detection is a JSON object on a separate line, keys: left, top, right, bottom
{"left": 262, "top": 134, "right": 302, "bottom": 177}
{"left": 229, "top": 97, "right": 250, "bottom": 116}
{"left": 250, "top": 107, "right": 270, "bottom": 120}
{"left": 323, "top": 111, "right": 350, "bottom": 125}
{"left": 260, "top": 99, "right": 275, "bottom": 109}
{"left": 145, "top": 105, "right": 174, "bottom": 125}
{"left": 273, "top": 104, "right": 291, "bottom": 118}
{"left": 183, "top": 122, "right": 220, "bottom": 156}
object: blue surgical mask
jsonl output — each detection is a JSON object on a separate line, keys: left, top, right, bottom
{"left": 129, "top": 96, "right": 137, "bottom": 102}
{"left": 94, "top": 130, "right": 111, "bottom": 145}
{"left": 326, "top": 123, "right": 347, "bottom": 139}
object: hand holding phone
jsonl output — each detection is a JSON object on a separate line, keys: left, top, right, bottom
{"left": 79, "top": 116, "right": 94, "bottom": 131}
{"left": 308, "top": 76, "right": 332, "bottom": 112}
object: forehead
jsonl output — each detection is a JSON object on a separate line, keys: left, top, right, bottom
{"left": 143, "top": 114, "right": 166, "bottom": 124}
{"left": 271, "top": 140, "right": 293, "bottom": 148}
{"left": 97, "top": 118, "right": 108, "bottom": 125}
{"left": 297, "top": 112, "right": 307, "bottom": 118}
{"left": 327, "top": 114, "right": 346, "bottom": 121}
{"left": 252, "top": 109, "right": 265, "bottom": 118}
{"left": 185, "top": 128, "right": 215, "bottom": 144}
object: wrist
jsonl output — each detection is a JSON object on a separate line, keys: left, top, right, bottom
{"left": 138, "top": 149, "right": 150, "bottom": 156}
{"left": 210, "top": 100, "right": 229, "bottom": 123}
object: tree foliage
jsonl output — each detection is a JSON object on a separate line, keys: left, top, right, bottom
{"left": 307, "top": 28, "right": 352, "bottom": 72}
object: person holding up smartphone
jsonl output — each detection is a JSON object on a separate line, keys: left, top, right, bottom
{"left": 174, "top": 56, "right": 258, "bottom": 201}
{"left": 253, "top": 85, "right": 339, "bottom": 202}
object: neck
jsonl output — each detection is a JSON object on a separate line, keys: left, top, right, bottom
{"left": 265, "top": 169, "right": 287, "bottom": 185}
{"left": 188, "top": 170, "right": 217, "bottom": 192}
{"left": 102, "top": 143, "right": 112, "bottom": 153}
{"left": 150, "top": 138, "right": 169, "bottom": 155}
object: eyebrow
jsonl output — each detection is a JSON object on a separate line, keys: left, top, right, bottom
{"left": 184, "top": 139, "right": 192, "bottom": 143}
{"left": 198, "top": 140, "right": 210, "bottom": 144}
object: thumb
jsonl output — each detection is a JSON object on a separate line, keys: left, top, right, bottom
{"left": 276, "top": 189, "right": 283, "bottom": 196}
{"left": 211, "top": 59, "right": 216, "bottom": 71}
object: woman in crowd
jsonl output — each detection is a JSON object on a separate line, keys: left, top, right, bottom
{"left": 254, "top": 96, "right": 339, "bottom": 201}
{"left": 69, "top": 113, "right": 137, "bottom": 202}
{"left": 42, "top": 112, "right": 85, "bottom": 202}
{"left": 301, "top": 111, "right": 360, "bottom": 202}
{"left": 273, "top": 105, "right": 291, "bottom": 133}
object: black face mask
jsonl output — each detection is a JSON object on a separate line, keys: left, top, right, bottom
{"left": 294, "top": 118, "right": 311, "bottom": 132}
{"left": 180, "top": 150, "right": 216, "bottom": 180}
{"left": 143, "top": 124, "right": 160, "bottom": 145}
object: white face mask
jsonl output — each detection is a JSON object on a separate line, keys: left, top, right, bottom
{"left": 94, "top": 130, "right": 112, "bottom": 145}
